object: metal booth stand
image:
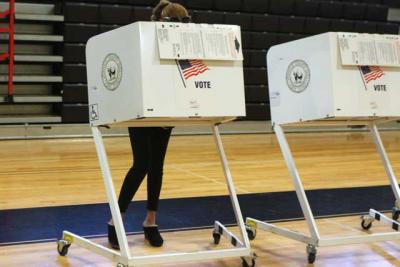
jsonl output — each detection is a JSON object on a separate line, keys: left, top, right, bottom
{"left": 245, "top": 32, "right": 400, "bottom": 263}
{"left": 57, "top": 22, "right": 255, "bottom": 266}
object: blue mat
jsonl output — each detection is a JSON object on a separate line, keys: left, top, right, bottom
{"left": 0, "top": 185, "right": 395, "bottom": 245}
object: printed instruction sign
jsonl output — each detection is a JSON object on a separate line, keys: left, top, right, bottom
{"left": 338, "top": 32, "right": 400, "bottom": 67}
{"left": 156, "top": 22, "right": 243, "bottom": 60}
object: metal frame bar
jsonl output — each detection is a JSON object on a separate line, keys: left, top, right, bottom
{"left": 61, "top": 231, "right": 126, "bottom": 264}
{"left": 0, "top": 0, "right": 15, "bottom": 102}
{"left": 60, "top": 230, "right": 250, "bottom": 266}
{"left": 368, "top": 209, "right": 400, "bottom": 231}
{"left": 214, "top": 221, "right": 244, "bottom": 248}
{"left": 273, "top": 124, "right": 320, "bottom": 241}
{"left": 128, "top": 248, "right": 250, "bottom": 266}
{"left": 247, "top": 122, "right": 400, "bottom": 253}
{"left": 8, "top": 0, "right": 15, "bottom": 100}
{"left": 92, "top": 126, "right": 131, "bottom": 259}
{"left": 369, "top": 123, "right": 400, "bottom": 208}
{"left": 246, "top": 218, "right": 315, "bottom": 245}
{"left": 212, "top": 125, "right": 251, "bottom": 248}
{"left": 0, "top": 9, "right": 10, "bottom": 18}
{"left": 60, "top": 125, "right": 251, "bottom": 266}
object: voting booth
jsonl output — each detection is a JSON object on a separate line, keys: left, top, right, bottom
{"left": 57, "top": 22, "right": 255, "bottom": 267}
{"left": 268, "top": 32, "right": 400, "bottom": 126}
{"left": 86, "top": 21, "right": 245, "bottom": 126}
{"left": 246, "top": 32, "right": 400, "bottom": 263}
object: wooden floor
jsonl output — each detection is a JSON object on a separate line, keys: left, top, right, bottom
{"left": 1, "top": 216, "right": 400, "bottom": 267}
{"left": 0, "top": 131, "right": 400, "bottom": 266}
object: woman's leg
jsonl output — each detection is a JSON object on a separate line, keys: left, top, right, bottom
{"left": 117, "top": 127, "right": 150, "bottom": 213}
{"left": 143, "top": 127, "right": 172, "bottom": 225}
{"left": 109, "top": 127, "right": 151, "bottom": 248}
{"left": 141, "top": 127, "right": 172, "bottom": 247}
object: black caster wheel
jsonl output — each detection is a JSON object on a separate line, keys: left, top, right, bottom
{"left": 116, "top": 264, "right": 127, "bottom": 267}
{"left": 306, "top": 245, "right": 317, "bottom": 264}
{"left": 245, "top": 226, "right": 256, "bottom": 241}
{"left": 392, "top": 208, "right": 400, "bottom": 221}
{"left": 212, "top": 232, "right": 221, "bottom": 245}
{"left": 361, "top": 219, "right": 372, "bottom": 230}
{"left": 307, "top": 252, "right": 316, "bottom": 264}
{"left": 57, "top": 240, "right": 71, "bottom": 256}
{"left": 241, "top": 257, "right": 256, "bottom": 267}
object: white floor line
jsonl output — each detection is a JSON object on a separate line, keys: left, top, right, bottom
{"left": 323, "top": 217, "right": 363, "bottom": 233}
{"left": 166, "top": 159, "right": 275, "bottom": 168}
{"left": 169, "top": 164, "right": 251, "bottom": 194}
{"left": 0, "top": 238, "right": 56, "bottom": 246}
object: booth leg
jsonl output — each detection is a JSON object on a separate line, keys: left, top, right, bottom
{"left": 273, "top": 125, "right": 320, "bottom": 242}
{"left": 244, "top": 123, "right": 400, "bottom": 265}
{"left": 369, "top": 123, "right": 400, "bottom": 220}
{"left": 58, "top": 125, "right": 253, "bottom": 266}
{"left": 211, "top": 125, "right": 251, "bottom": 249}
{"left": 91, "top": 126, "right": 131, "bottom": 259}
{"left": 245, "top": 125, "right": 320, "bottom": 263}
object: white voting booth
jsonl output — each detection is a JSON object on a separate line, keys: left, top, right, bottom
{"left": 57, "top": 21, "right": 256, "bottom": 267}
{"left": 246, "top": 32, "right": 400, "bottom": 263}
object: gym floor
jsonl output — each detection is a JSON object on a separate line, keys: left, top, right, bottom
{"left": 1, "top": 130, "right": 400, "bottom": 266}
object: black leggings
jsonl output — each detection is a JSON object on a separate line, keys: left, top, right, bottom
{"left": 118, "top": 127, "right": 172, "bottom": 212}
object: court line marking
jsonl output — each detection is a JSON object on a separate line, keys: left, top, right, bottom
{"left": 169, "top": 164, "right": 251, "bottom": 194}
{"left": 322, "top": 218, "right": 363, "bottom": 233}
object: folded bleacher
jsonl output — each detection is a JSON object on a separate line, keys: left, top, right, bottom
{"left": 58, "top": 0, "right": 400, "bottom": 122}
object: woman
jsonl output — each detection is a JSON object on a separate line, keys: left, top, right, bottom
{"left": 108, "top": 0, "right": 191, "bottom": 249}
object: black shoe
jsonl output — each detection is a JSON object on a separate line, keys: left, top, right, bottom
{"left": 143, "top": 226, "right": 163, "bottom": 247}
{"left": 108, "top": 224, "right": 120, "bottom": 250}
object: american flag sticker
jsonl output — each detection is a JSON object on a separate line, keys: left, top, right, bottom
{"left": 359, "top": 66, "right": 384, "bottom": 84}
{"left": 176, "top": 59, "right": 209, "bottom": 87}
